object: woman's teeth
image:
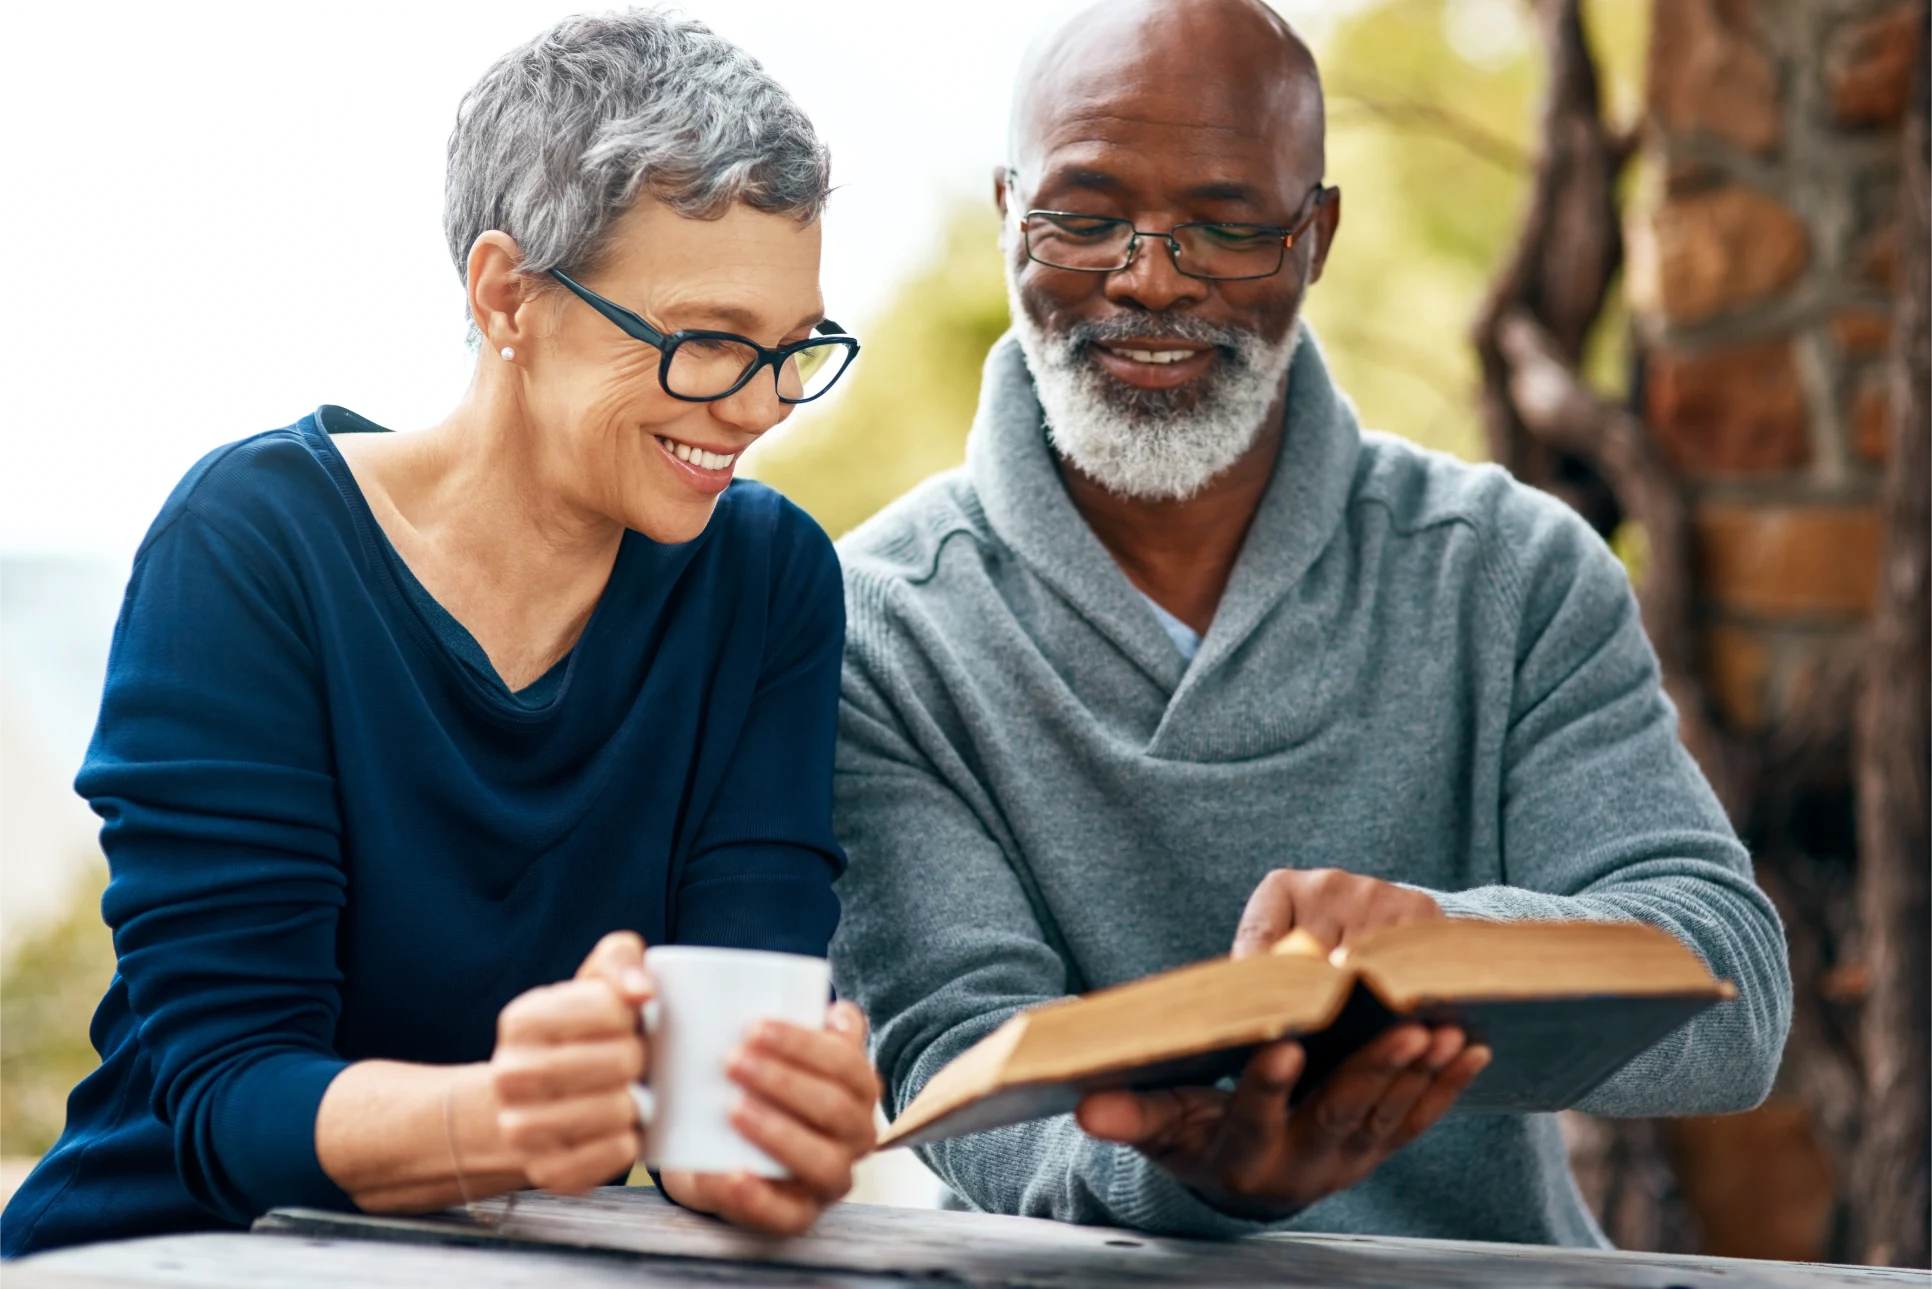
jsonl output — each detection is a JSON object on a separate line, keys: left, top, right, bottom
{"left": 657, "top": 436, "right": 737, "bottom": 470}
{"left": 1114, "top": 348, "right": 1197, "bottom": 365}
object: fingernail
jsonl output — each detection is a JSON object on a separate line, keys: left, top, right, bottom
{"left": 630, "top": 1084, "right": 656, "bottom": 1127}
{"left": 622, "top": 968, "right": 650, "bottom": 995}
{"left": 1469, "top": 1045, "right": 1494, "bottom": 1071}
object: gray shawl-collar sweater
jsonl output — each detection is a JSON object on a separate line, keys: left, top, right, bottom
{"left": 829, "top": 331, "right": 1790, "bottom": 1244}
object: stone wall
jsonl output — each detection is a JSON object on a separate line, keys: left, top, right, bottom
{"left": 1631, "top": 0, "right": 1920, "bottom": 738}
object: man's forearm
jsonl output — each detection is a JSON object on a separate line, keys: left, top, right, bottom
{"left": 1419, "top": 870, "right": 1792, "bottom": 1116}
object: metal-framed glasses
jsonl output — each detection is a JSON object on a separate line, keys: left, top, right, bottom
{"left": 1016, "top": 185, "right": 1333, "bottom": 281}
{"left": 548, "top": 268, "right": 860, "bottom": 403}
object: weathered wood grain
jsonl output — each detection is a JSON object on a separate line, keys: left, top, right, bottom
{"left": 246, "top": 1187, "right": 1927, "bottom": 1289}
{"left": 3, "top": 1266, "right": 159, "bottom": 1289}
{"left": 16, "top": 1231, "right": 879, "bottom": 1288}
{"left": 16, "top": 1189, "right": 1928, "bottom": 1288}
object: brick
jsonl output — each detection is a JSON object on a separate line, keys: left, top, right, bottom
{"left": 1824, "top": 6, "right": 1923, "bottom": 128}
{"left": 1637, "top": 188, "right": 1810, "bottom": 323}
{"left": 1665, "top": 157, "right": 1727, "bottom": 197}
{"left": 1668, "top": 1101, "right": 1835, "bottom": 1262}
{"left": 1645, "top": 340, "right": 1809, "bottom": 475}
{"left": 1829, "top": 307, "right": 1893, "bottom": 357}
{"left": 1702, "top": 622, "right": 1772, "bottom": 731}
{"left": 1649, "top": 0, "right": 1783, "bottom": 153}
{"left": 1852, "top": 372, "right": 1893, "bottom": 462}
{"left": 1856, "top": 219, "right": 1903, "bottom": 292}
{"left": 1695, "top": 504, "right": 1882, "bottom": 617}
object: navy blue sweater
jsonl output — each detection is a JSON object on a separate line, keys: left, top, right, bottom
{"left": 2, "top": 409, "right": 846, "bottom": 1256}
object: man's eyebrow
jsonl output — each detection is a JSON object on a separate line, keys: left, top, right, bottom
{"left": 1055, "top": 168, "right": 1127, "bottom": 193}
{"left": 1184, "top": 180, "right": 1263, "bottom": 204}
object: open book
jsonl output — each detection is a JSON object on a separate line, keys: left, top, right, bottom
{"left": 880, "top": 919, "right": 1734, "bottom": 1150}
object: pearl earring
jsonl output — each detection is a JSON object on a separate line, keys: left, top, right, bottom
{"left": 500, "top": 346, "right": 515, "bottom": 361}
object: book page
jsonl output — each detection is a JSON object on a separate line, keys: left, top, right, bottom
{"left": 1348, "top": 919, "right": 1727, "bottom": 1011}
{"left": 1005, "top": 951, "right": 1349, "bottom": 1085}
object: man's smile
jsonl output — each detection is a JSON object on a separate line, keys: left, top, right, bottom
{"left": 1091, "top": 339, "right": 1218, "bottom": 390}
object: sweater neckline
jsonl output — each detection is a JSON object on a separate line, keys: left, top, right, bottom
{"left": 303, "top": 405, "right": 627, "bottom": 721}
{"left": 965, "top": 325, "right": 1362, "bottom": 694}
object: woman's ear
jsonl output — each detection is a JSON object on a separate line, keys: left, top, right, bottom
{"left": 467, "top": 231, "right": 530, "bottom": 355}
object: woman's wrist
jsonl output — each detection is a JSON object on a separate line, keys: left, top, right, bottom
{"left": 315, "top": 1059, "right": 526, "bottom": 1212}
{"left": 450, "top": 1061, "right": 526, "bottom": 1190}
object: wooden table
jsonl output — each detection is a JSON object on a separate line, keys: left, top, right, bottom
{"left": 13, "top": 1186, "right": 1929, "bottom": 1288}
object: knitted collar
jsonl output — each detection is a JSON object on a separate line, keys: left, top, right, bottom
{"left": 965, "top": 322, "right": 1364, "bottom": 689}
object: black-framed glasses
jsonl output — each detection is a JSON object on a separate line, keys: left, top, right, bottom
{"left": 548, "top": 268, "right": 860, "bottom": 404}
{"left": 1015, "top": 184, "right": 1332, "bottom": 281}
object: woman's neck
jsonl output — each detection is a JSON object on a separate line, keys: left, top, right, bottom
{"left": 335, "top": 370, "right": 626, "bottom": 691}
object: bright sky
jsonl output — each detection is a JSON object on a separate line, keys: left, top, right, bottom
{"left": 0, "top": 0, "right": 1361, "bottom": 562}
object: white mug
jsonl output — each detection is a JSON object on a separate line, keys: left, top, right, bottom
{"left": 637, "top": 945, "right": 831, "bottom": 1177}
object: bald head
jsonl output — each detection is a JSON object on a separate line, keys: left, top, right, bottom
{"left": 1008, "top": 0, "right": 1324, "bottom": 195}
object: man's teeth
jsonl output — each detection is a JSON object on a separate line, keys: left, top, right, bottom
{"left": 1114, "top": 348, "right": 1197, "bottom": 365}
{"left": 657, "top": 436, "right": 737, "bottom": 470}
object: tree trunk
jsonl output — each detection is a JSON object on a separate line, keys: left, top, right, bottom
{"left": 1471, "top": 0, "right": 1628, "bottom": 537}
{"left": 1848, "top": 37, "right": 1931, "bottom": 1268}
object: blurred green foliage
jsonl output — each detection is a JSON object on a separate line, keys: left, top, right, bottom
{"left": 2, "top": 862, "right": 112, "bottom": 1157}
{"left": 748, "top": 209, "right": 1013, "bottom": 538}
{"left": 751, "top": 0, "right": 1649, "bottom": 537}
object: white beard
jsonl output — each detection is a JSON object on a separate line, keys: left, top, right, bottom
{"left": 1006, "top": 271, "right": 1301, "bottom": 502}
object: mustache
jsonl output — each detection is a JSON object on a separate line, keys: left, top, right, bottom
{"left": 1056, "top": 313, "right": 1262, "bottom": 361}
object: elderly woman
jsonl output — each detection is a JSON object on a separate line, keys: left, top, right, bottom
{"left": 2, "top": 11, "right": 878, "bottom": 1256}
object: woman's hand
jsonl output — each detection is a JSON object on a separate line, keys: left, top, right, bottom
{"left": 658, "top": 1001, "right": 881, "bottom": 1236}
{"left": 490, "top": 931, "right": 654, "bottom": 1195}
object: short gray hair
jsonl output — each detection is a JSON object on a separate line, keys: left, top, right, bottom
{"left": 444, "top": 7, "right": 831, "bottom": 288}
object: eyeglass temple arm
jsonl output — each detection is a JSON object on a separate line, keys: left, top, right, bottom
{"left": 1282, "top": 186, "right": 1331, "bottom": 247}
{"left": 548, "top": 269, "right": 668, "bottom": 346}
{"left": 554, "top": 267, "right": 853, "bottom": 350}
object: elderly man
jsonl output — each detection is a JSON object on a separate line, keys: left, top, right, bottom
{"left": 829, "top": 0, "right": 1790, "bottom": 1245}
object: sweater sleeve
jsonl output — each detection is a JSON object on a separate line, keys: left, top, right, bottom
{"left": 1416, "top": 496, "right": 1792, "bottom": 1116}
{"left": 829, "top": 574, "right": 1274, "bottom": 1238}
{"left": 78, "top": 506, "right": 353, "bottom": 1225}
{"left": 674, "top": 503, "right": 845, "bottom": 957}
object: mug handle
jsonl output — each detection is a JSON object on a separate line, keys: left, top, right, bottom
{"left": 630, "top": 996, "right": 662, "bottom": 1130}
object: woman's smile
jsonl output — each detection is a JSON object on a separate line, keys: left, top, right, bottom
{"left": 653, "top": 432, "right": 742, "bottom": 494}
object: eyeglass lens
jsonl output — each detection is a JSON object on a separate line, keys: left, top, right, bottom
{"left": 1026, "top": 215, "right": 1286, "bottom": 279}
{"left": 664, "top": 338, "right": 853, "bottom": 403}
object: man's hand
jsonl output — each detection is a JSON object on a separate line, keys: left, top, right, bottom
{"left": 1074, "top": 868, "right": 1487, "bottom": 1221}
{"left": 1229, "top": 867, "right": 1444, "bottom": 960}
{"left": 1077, "top": 1026, "right": 1488, "bottom": 1219}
